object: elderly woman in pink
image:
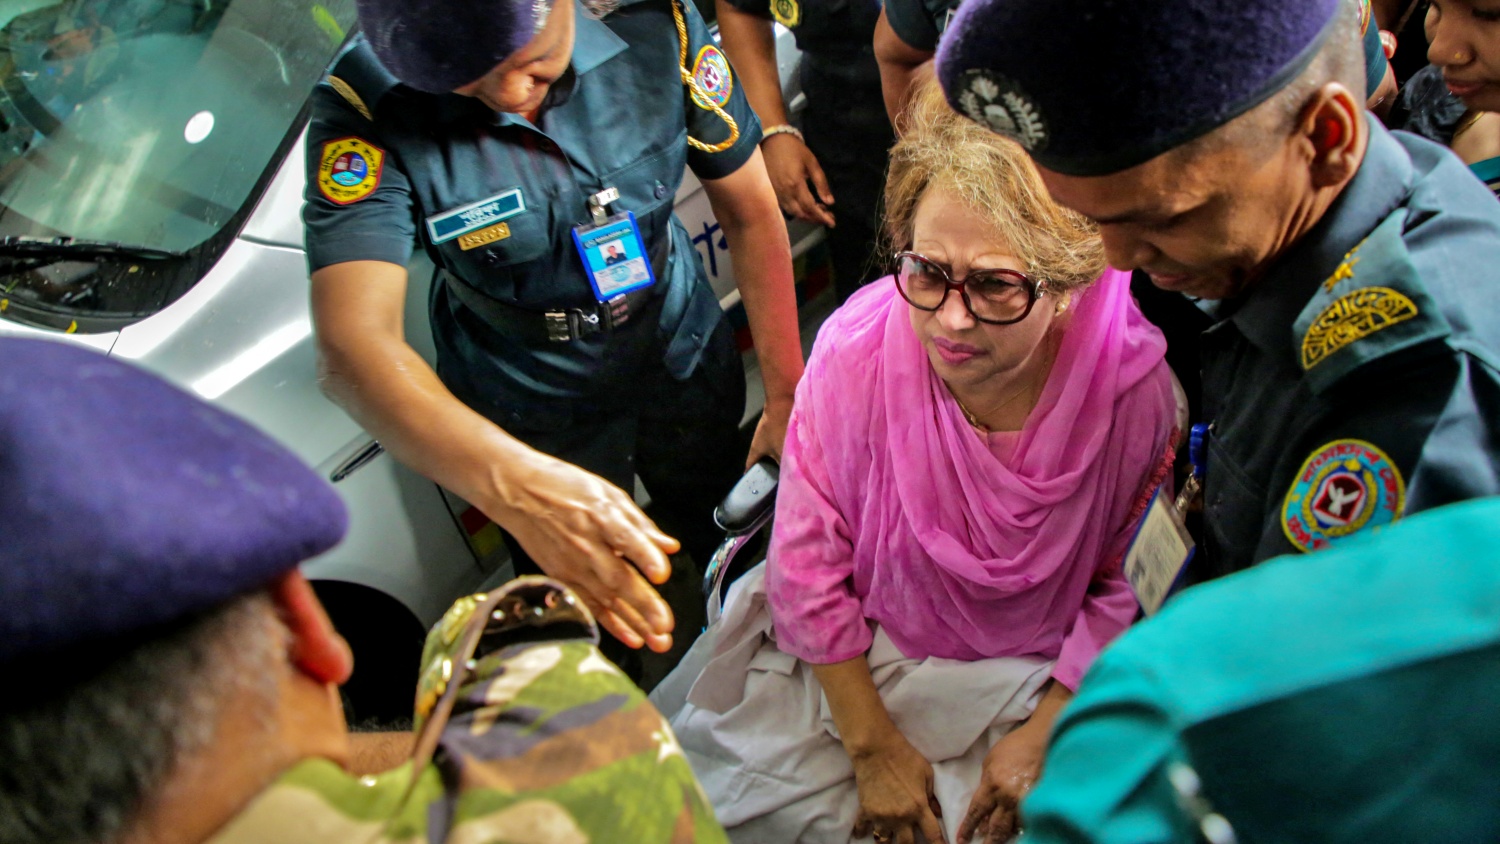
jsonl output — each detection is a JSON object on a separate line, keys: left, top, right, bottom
{"left": 655, "top": 85, "right": 1179, "bottom": 844}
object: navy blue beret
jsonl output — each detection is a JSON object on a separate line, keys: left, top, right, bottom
{"left": 0, "top": 339, "right": 347, "bottom": 664}
{"left": 358, "top": 0, "right": 549, "bottom": 93}
{"left": 937, "top": 0, "right": 1343, "bottom": 176}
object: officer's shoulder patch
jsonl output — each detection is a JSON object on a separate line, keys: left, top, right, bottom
{"left": 316, "top": 137, "right": 384, "bottom": 205}
{"left": 690, "top": 45, "right": 733, "bottom": 109}
{"left": 1293, "top": 209, "right": 1451, "bottom": 393}
{"left": 327, "top": 75, "right": 372, "bottom": 121}
{"left": 771, "top": 0, "right": 801, "bottom": 28}
{"left": 1281, "top": 439, "right": 1405, "bottom": 553}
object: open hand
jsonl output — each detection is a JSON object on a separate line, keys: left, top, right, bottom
{"left": 850, "top": 733, "right": 946, "bottom": 844}
{"left": 762, "top": 132, "right": 836, "bottom": 228}
{"left": 494, "top": 452, "right": 681, "bottom": 652}
{"left": 957, "top": 723, "right": 1048, "bottom": 843}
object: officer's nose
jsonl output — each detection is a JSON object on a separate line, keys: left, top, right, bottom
{"left": 1098, "top": 224, "right": 1157, "bottom": 273}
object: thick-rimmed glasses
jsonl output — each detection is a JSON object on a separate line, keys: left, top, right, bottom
{"left": 893, "top": 251, "right": 1048, "bottom": 325}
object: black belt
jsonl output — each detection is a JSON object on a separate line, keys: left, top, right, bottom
{"left": 439, "top": 269, "right": 658, "bottom": 343}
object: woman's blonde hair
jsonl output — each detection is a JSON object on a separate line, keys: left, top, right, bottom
{"left": 884, "top": 81, "right": 1106, "bottom": 291}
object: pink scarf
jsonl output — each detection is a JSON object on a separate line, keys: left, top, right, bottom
{"left": 768, "top": 268, "right": 1175, "bottom": 665}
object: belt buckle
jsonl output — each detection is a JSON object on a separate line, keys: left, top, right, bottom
{"left": 568, "top": 309, "right": 602, "bottom": 339}
{"left": 544, "top": 311, "right": 571, "bottom": 342}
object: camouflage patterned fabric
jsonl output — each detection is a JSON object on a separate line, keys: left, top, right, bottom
{"left": 208, "top": 579, "right": 728, "bottom": 844}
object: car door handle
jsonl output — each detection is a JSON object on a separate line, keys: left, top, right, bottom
{"left": 329, "top": 439, "right": 384, "bottom": 483}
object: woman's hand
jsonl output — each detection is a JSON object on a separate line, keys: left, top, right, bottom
{"left": 956, "top": 722, "right": 1047, "bottom": 843}
{"left": 762, "top": 133, "right": 837, "bottom": 228}
{"left": 849, "top": 734, "right": 946, "bottom": 844}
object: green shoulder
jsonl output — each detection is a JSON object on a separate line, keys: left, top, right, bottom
{"left": 1293, "top": 209, "right": 1453, "bottom": 394}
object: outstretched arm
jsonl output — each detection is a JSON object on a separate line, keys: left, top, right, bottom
{"left": 310, "top": 260, "right": 680, "bottom": 652}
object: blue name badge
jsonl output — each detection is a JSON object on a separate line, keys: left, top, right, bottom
{"left": 1123, "top": 484, "right": 1196, "bottom": 615}
{"left": 571, "top": 212, "right": 655, "bottom": 301}
{"left": 426, "top": 189, "right": 526, "bottom": 244}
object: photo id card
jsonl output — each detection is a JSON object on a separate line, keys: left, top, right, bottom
{"left": 571, "top": 212, "right": 655, "bottom": 301}
{"left": 1123, "top": 484, "right": 1196, "bottom": 615}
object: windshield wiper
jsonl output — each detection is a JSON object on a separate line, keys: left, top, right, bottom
{"left": 0, "top": 237, "right": 181, "bottom": 262}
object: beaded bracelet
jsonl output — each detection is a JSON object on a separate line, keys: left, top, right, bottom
{"left": 761, "top": 124, "right": 804, "bottom": 144}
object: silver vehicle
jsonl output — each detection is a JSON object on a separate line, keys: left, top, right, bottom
{"left": 0, "top": 0, "right": 824, "bottom": 716}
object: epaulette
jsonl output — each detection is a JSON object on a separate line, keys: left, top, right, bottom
{"left": 321, "top": 35, "right": 399, "bottom": 122}
{"left": 1293, "top": 207, "right": 1452, "bottom": 394}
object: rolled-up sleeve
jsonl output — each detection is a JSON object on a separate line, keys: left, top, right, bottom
{"left": 766, "top": 388, "right": 872, "bottom": 664}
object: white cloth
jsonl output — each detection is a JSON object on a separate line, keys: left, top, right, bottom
{"left": 652, "top": 564, "right": 1055, "bottom": 843}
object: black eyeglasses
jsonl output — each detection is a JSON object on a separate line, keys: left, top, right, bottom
{"left": 893, "top": 251, "right": 1048, "bottom": 325}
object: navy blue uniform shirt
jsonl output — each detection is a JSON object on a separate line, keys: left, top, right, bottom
{"left": 1198, "top": 119, "right": 1500, "bottom": 578}
{"left": 302, "top": 0, "right": 762, "bottom": 421}
{"left": 724, "top": 0, "right": 880, "bottom": 62}
{"left": 882, "top": 0, "right": 959, "bottom": 53}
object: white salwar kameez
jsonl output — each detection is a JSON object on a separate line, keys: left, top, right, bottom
{"left": 652, "top": 565, "right": 1054, "bottom": 843}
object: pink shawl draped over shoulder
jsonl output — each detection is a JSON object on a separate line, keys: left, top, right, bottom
{"left": 766, "top": 269, "right": 1176, "bottom": 689}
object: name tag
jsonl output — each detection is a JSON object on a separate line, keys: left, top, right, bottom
{"left": 571, "top": 212, "right": 655, "bottom": 301}
{"left": 1123, "top": 485, "right": 1196, "bottom": 615}
{"left": 426, "top": 189, "right": 526, "bottom": 245}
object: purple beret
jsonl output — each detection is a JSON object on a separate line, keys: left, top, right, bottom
{"left": 0, "top": 339, "right": 347, "bottom": 664}
{"left": 358, "top": 0, "right": 550, "bottom": 93}
{"left": 937, "top": 0, "right": 1343, "bottom": 176}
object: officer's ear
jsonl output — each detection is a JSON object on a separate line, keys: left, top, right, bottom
{"left": 1300, "top": 82, "right": 1364, "bottom": 189}
{"left": 268, "top": 571, "right": 354, "bottom": 686}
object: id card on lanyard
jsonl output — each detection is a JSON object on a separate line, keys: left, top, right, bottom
{"left": 571, "top": 187, "right": 656, "bottom": 302}
{"left": 1124, "top": 423, "right": 1207, "bottom": 615}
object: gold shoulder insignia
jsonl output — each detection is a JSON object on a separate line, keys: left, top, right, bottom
{"left": 1322, "top": 236, "right": 1368, "bottom": 292}
{"left": 1300, "top": 286, "right": 1419, "bottom": 370}
{"left": 328, "top": 75, "right": 372, "bottom": 121}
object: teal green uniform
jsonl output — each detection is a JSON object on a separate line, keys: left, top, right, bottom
{"left": 1022, "top": 497, "right": 1500, "bottom": 843}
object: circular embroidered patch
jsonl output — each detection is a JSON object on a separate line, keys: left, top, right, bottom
{"left": 691, "top": 45, "right": 734, "bottom": 110}
{"left": 954, "top": 69, "right": 1049, "bottom": 153}
{"left": 770, "top": 0, "right": 801, "bottom": 28}
{"left": 1282, "top": 439, "right": 1405, "bottom": 552}
{"left": 317, "top": 137, "right": 384, "bottom": 205}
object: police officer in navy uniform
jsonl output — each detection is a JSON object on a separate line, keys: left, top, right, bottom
{"left": 937, "top": 0, "right": 1500, "bottom": 580}
{"left": 304, "top": 0, "right": 805, "bottom": 666}
{"left": 873, "top": 0, "right": 960, "bottom": 127}
{"left": 715, "top": 0, "right": 894, "bottom": 302}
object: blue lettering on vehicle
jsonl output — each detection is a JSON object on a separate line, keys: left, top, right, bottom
{"left": 426, "top": 189, "right": 526, "bottom": 244}
{"left": 691, "top": 220, "right": 728, "bottom": 278}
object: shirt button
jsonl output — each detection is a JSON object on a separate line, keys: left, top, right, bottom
{"left": 691, "top": 332, "right": 703, "bottom": 342}
{"left": 654, "top": 181, "right": 668, "bottom": 200}
{"left": 484, "top": 251, "right": 501, "bottom": 266}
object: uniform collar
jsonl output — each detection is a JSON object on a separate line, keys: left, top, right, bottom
{"left": 571, "top": 1, "right": 628, "bottom": 75}
{"left": 1221, "top": 117, "right": 1414, "bottom": 355}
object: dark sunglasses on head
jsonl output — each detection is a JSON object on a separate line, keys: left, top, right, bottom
{"left": 893, "top": 251, "right": 1049, "bottom": 326}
